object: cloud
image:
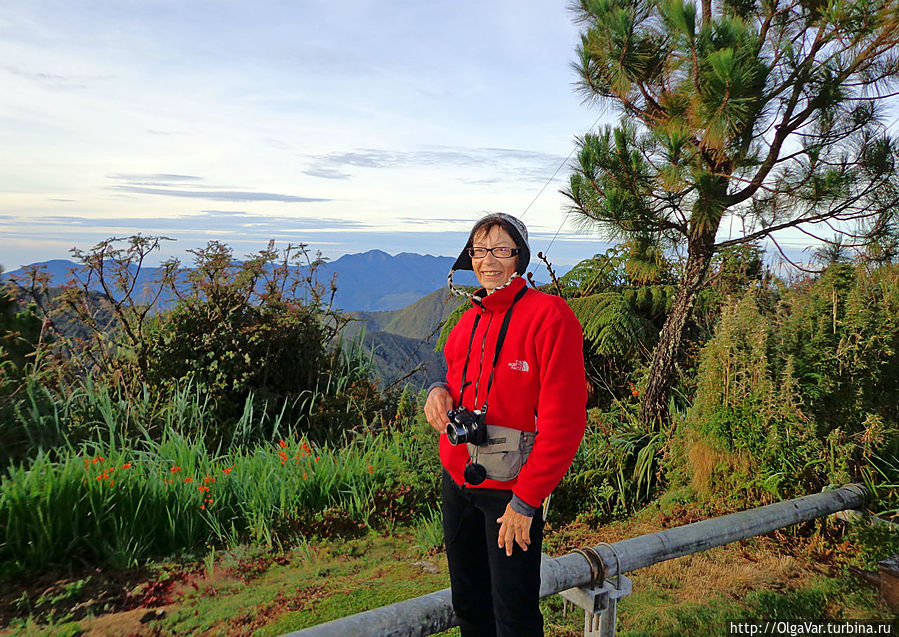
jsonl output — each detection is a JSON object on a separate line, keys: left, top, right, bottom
{"left": 112, "top": 185, "right": 330, "bottom": 203}
{"left": 109, "top": 173, "right": 202, "bottom": 182}
{"left": 1, "top": 210, "right": 364, "bottom": 233}
{"left": 1, "top": 64, "right": 97, "bottom": 90}
{"left": 107, "top": 174, "right": 331, "bottom": 203}
{"left": 395, "top": 216, "right": 475, "bottom": 226}
{"left": 303, "top": 146, "right": 567, "bottom": 182}
{"left": 302, "top": 167, "right": 351, "bottom": 180}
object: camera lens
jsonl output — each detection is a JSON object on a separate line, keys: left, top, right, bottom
{"left": 446, "top": 423, "right": 467, "bottom": 445}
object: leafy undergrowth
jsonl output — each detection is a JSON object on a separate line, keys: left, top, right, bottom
{"left": 2, "top": 505, "right": 897, "bottom": 636}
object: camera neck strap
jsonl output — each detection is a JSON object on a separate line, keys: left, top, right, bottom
{"left": 457, "top": 285, "right": 528, "bottom": 413}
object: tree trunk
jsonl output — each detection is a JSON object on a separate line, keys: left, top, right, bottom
{"left": 639, "top": 233, "right": 715, "bottom": 428}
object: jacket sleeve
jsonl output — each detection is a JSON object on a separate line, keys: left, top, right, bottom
{"left": 512, "top": 306, "right": 587, "bottom": 508}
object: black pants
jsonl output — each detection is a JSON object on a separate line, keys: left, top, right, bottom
{"left": 441, "top": 471, "right": 544, "bottom": 637}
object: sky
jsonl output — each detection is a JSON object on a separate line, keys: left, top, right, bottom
{"left": 3, "top": 1, "right": 868, "bottom": 280}
{"left": 0, "top": 0, "right": 618, "bottom": 276}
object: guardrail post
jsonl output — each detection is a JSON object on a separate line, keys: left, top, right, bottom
{"left": 559, "top": 574, "right": 632, "bottom": 637}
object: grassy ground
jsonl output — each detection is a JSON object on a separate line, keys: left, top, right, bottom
{"left": 2, "top": 505, "right": 897, "bottom": 637}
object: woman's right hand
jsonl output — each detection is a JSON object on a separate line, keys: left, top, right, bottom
{"left": 424, "top": 387, "right": 453, "bottom": 435}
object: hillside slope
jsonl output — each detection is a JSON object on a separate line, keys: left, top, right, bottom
{"left": 346, "top": 287, "right": 466, "bottom": 388}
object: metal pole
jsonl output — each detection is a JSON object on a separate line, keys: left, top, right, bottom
{"left": 282, "top": 484, "right": 867, "bottom": 637}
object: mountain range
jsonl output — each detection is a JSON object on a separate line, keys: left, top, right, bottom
{"left": 2, "top": 250, "right": 479, "bottom": 313}
{"left": 2, "top": 250, "right": 482, "bottom": 388}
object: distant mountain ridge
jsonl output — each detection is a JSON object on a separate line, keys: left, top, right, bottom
{"left": 3, "top": 250, "right": 478, "bottom": 313}
{"left": 344, "top": 288, "right": 467, "bottom": 387}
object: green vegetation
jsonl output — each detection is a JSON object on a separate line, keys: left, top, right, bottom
{"left": 3, "top": 1, "right": 899, "bottom": 633}
{"left": 0, "top": 430, "right": 434, "bottom": 574}
{"left": 565, "top": 0, "right": 899, "bottom": 426}
{"left": 1, "top": 228, "right": 898, "bottom": 634}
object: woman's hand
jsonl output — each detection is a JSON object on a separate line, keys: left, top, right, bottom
{"left": 496, "top": 503, "right": 532, "bottom": 556}
{"left": 424, "top": 386, "right": 453, "bottom": 435}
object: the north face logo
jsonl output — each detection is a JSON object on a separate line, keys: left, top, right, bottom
{"left": 508, "top": 360, "right": 529, "bottom": 372}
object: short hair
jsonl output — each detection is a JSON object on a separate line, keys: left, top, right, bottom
{"left": 469, "top": 214, "right": 519, "bottom": 247}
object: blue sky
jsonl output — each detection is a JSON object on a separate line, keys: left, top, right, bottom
{"left": 1, "top": 0, "right": 848, "bottom": 278}
{"left": 1, "top": 0, "right": 615, "bottom": 275}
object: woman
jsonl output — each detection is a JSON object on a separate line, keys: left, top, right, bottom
{"left": 424, "top": 213, "right": 587, "bottom": 637}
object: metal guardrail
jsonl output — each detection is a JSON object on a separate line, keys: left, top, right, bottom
{"left": 282, "top": 484, "right": 868, "bottom": 637}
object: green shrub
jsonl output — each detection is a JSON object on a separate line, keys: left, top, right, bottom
{"left": 683, "top": 263, "right": 899, "bottom": 504}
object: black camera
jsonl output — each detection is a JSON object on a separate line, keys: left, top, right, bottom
{"left": 445, "top": 407, "right": 487, "bottom": 446}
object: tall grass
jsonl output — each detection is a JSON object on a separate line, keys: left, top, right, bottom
{"left": 0, "top": 430, "right": 420, "bottom": 574}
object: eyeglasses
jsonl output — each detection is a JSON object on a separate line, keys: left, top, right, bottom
{"left": 467, "top": 246, "right": 520, "bottom": 259}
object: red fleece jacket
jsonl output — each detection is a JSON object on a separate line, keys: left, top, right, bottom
{"left": 439, "top": 277, "right": 588, "bottom": 508}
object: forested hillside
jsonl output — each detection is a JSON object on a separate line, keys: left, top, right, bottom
{"left": 344, "top": 288, "right": 465, "bottom": 387}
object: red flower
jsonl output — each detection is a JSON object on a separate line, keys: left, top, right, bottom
{"left": 184, "top": 477, "right": 193, "bottom": 483}
{"left": 121, "top": 462, "right": 132, "bottom": 470}
{"left": 367, "top": 464, "right": 374, "bottom": 474}
{"left": 223, "top": 467, "right": 233, "bottom": 475}
{"left": 171, "top": 466, "right": 182, "bottom": 473}
{"left": 279, "top": 440, "right": 288, "bottom": 448}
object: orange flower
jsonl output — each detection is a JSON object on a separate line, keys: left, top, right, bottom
{"left": 109, "top": 480, "right": 115, "bottom": 486}
{"left": 279, "top": 440, "right": 288, "bottom": 448}
{"left": 367, "top": 464, "right": 374, "bottom": 474}
{"left": 184, "top": 477, "right": 193, "bottom": 483}
{"left": 631, "top": 389, "right": 640, "bottom": 397}
{"left": 302, "top": 472, "right": 308, "bottom": 480}
{"left": 200, "top": 505, "right": 206, "bottom": 510}
{"left": 315, "top": 456, "right": 320, "bottom": 463}
{"left": 203, "top": 476, "right": 215, "bottom": 483}
{"left": 96, "top": 475, "right": 102, "bottom": 481}
{"left": 121, "top": 462, "right": 132, "bottom": 470}
{"left": 171, "top": 466, "right": 182, "bottom": 473}
{"left": 223, "top": 467, "right": 233, "bottom": 475}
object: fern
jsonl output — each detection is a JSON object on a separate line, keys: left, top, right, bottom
{"left": 568, "top": 293, "right": 653, "bottom": 357}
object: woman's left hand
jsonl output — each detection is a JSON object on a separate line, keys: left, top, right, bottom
{"left": 496, "top": 503, "right": 533, "bottom": 557}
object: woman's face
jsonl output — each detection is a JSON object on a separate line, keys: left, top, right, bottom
{"left": 471, "top": 225, "right": 519, "bottom": 292}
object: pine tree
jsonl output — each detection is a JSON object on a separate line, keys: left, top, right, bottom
{"left": 566, "top": 0, "right": 899, "bottom": 426}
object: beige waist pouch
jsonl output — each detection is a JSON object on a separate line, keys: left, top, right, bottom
{"left": 467, "top": 424, "right": 536, "bottom": 482}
